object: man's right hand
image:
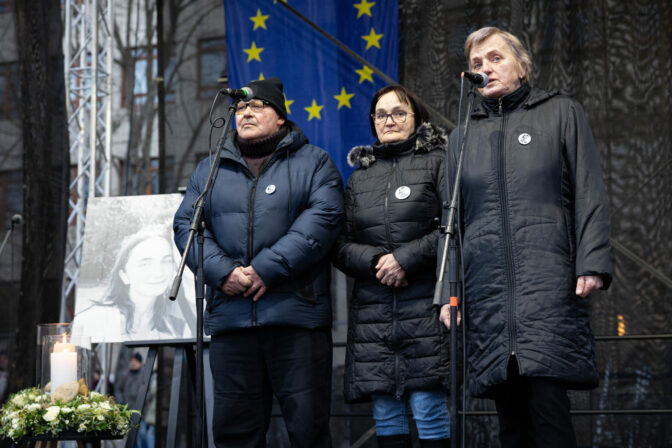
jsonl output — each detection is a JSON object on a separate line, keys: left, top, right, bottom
{"left": 220, "top": 266, "right": 252, "bottom": 296}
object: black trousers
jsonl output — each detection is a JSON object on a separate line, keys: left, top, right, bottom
{"left": 491, "top": 357, "right": 577, "bottom": 448}
{"left": 209, "top": 326, "right": 332, "bottom": 448}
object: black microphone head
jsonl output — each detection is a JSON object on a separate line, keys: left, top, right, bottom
{"left": 224, "top": 87, "right": 255, "bottom": 100}
{"left": 241, "top": 86, "right": 254, "bottom": 100}
{"left": 463, "top": 71, "right": 489, "bottom": 88}
{"left": 475, "top": 72, "right": 489, "bottom": 88}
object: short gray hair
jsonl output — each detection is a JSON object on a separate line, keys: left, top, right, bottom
{"left": 464, "top": 27, "right": 531, "bottom": 81}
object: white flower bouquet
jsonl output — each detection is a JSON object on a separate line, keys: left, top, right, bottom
{"left": 0, "top": 387, "right": 139, "bottom": 443}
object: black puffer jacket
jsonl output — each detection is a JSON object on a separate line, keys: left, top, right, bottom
{"left": 448, "top": 84, "right": 613, "bottom": 398}
{"left": 333, "top": 122, "right": 450, "bottom": 402}
{"left": 174, "top": 124, "right": 343, "bottom": 334}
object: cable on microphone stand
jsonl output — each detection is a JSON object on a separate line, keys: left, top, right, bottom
{"left": 433, "top": 72, "right": 480, "bottom": 448}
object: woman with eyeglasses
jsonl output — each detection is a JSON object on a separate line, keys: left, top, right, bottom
{"left": 333, "top": 85, "right": 451, "bottom": 448}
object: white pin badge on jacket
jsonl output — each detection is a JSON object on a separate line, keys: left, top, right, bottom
{"left": 518, "top": 133, "right": 532, "bottom": 145}
{"left": 395, "top": 186, "right": 411, "bottom": 200}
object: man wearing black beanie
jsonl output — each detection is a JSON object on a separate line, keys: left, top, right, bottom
{"left": 243, "top": 76, "right": 287, "bottom": 119}
{"left": 174, "top": 76, "right": 343, "bottom": 447}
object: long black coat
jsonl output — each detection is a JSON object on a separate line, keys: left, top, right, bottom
{"left": 333, "top": 122, "right": 450, "bottom": 402}
{"left": 449, "top": 84, "right": 613, "bottom": 398}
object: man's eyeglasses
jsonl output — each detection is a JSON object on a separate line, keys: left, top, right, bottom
{"left": 372, "top": 111, "right": 414, "bottom": 124}
{"left": 235, "top": 100, "right": 268, "bottom": 115}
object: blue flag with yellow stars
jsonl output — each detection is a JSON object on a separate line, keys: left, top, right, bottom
{"left": 224, "top": 0, "right": 398, "bottom": 180}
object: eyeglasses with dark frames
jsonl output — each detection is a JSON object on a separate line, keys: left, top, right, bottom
{"left": 235, "top": 100, "right": 268, "bottom": 115}
{"left": 371, "top": 111, "right": 415, "bottom": 124}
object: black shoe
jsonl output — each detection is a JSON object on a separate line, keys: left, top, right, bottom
{"left": 377, "top": 434, "right": 412, "bottom": 448}
{"left": 419, "top": 438, "right": 450, "bottom": 448}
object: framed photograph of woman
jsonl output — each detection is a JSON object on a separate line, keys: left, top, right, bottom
{"left": 72, "top": 194, "right": 197, "bottom": 343}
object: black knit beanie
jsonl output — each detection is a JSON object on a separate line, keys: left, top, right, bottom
{"left": 243, "top": 76, "right": 287, "bottom": 119}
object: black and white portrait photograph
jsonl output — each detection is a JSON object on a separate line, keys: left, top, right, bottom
{"left": 72, "top": 194, "right": 196, "bottom": 343}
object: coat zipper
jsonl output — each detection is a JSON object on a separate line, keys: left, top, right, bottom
{"left": 497, "top": 97, "right": 518, "bottom": 359}
{"left": 383, "top": 160, "right": 396, "bottom": 250}
{"left": 247, "top": 151, "right": 282, "bottom": 327}
{"left": 248, "top": 178, "right": 259, "bottom": 326}
{"left": 384, "top": 159, "right": 402, "bottom": 399}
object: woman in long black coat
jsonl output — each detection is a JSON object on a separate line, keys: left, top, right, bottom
{"left": 333, "top": 85, "right": 450, "bottom": 448}
{"left": 441, "top": 27, "right": 613, "bottom": 448}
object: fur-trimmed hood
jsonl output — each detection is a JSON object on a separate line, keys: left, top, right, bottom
{"left": 347, "top": 122, "right": 448, "bottom": 168}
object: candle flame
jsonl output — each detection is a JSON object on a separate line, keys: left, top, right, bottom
{"left": 56, "top": 333, "right": 75, "bottom": 352}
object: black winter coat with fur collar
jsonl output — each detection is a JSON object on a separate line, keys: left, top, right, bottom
{"left": 333, "top": 122, "right": 451, "bottom": 402}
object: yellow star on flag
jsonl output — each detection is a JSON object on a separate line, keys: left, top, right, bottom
{"left": 333, "top": 87, "right": 355, "bottom": 109}
{"left": 362, "top": 27, "right": 383, "bottom": 50}
{"left": 284, "top": 95, "right": 295, "bottom": 115}
{"left": 304, "top": 99, "right": 324, "bottom": 121}
{"left": 250, "top": 9, "right": 269, "bottom": 31}
{"left": 355, "top": 65, "right": 374, "bottom": 84}
{"left": 243, "top": 41, "right": 264, "bottom": 63}
{"left": 258, "top": 72, "right": 265, "bottom": 80}
{"left": 353, "top": 0, "right": 375, "bottom": 18}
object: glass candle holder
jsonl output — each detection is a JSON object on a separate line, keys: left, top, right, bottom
{"left": 40, "top": 331, "right": 91, "bottom": 395}
{"left": 36, "top": 323, "right": 72, "bottom": 388}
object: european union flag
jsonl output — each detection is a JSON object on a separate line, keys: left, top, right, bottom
{"left": 224, "top": 0, "right": 399, "bottom": 180}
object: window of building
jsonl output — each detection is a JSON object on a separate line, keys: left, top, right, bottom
{"left": 0, "top": 63, "right": 19, "bottom": 119}
{"left": 122, "top": 47, "right": 176, "bottom": 107}
{"left": 198, "top": 37, "right": 227, "bottom": 99}
{"left": 148, "top": 156, "right": 174, "bottom": 194}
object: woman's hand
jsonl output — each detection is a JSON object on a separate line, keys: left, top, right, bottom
{"left": 575, "top": 275, "right": 603, "bottom": 298}
{"left": 439, "top": 304, "right": 462, "bottom": 329}
{"left": 375, "top": 254, "right": 408, "bottom": 287}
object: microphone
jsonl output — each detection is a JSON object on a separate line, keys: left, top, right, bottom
{"left": 222, "top": 87, "right": 254, "bottom": 100}
{"left": 462, "top": 71, "right": 489, "bottom": 88}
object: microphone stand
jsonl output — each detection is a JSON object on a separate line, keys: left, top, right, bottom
{"left": 432, "top": 78, "right": 478, "bottom": 448}
{"left": 169, "top": 94, "right": 237, "bottom": 448}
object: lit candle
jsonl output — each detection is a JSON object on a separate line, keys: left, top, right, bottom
{"left": 50, "top": 334, "right": 77, "bottom": 395}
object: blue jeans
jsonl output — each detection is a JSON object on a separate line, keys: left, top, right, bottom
{"left": 135, "top": 420, "right": 155, "bottom": 448}
{"left": 372, "top": 391, "right": 450, "bottom": 439}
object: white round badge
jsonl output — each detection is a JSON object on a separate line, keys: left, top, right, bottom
{"left": 265, "top": 184, "right": 276, "bottom": 194}
{"left": 395, "top": 186, "right": 411, "bottom": 200}
{"left": 518, "top": 133, "right": 532, "bottom": 145}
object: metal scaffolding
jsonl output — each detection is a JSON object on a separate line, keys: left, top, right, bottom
{"left": 61, "top": 0, "right": 113, "bottom": 321}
